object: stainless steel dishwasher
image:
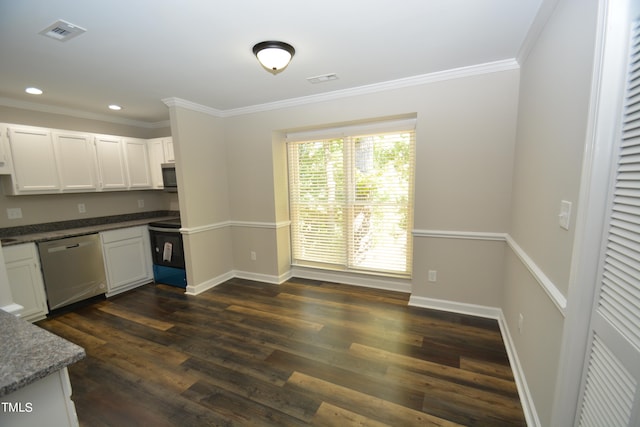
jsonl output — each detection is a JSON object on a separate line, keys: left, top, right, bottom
{"left": 37, "top": 233, "right": 107, "bottom": 310}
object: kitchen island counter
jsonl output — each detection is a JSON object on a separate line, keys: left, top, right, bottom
{"left": 0, "top": 309, "right": 84, "bottom": 397}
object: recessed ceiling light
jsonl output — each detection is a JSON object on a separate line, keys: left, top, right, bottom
{"left": 25, "top": 87, "right": 43, "bottom": 95}
{"left": 108, "top": 104, "right": 122, "bottom": 111}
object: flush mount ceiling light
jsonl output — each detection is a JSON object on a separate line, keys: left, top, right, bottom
{"left": 108, "top": 104, "right": 122, "bottom": 111}
{"left": 252, "top": 41, "right": 295, "bottom": 75}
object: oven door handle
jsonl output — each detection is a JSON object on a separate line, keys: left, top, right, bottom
{"left": 148, "top": 226, "right": 182, "bottom": 233}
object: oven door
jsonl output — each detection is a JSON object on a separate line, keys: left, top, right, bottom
{"left": 148, "top": 226, "right": 185, "bottom": 269}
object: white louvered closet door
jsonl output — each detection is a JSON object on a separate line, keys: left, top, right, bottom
{"left": 578, "top": 16, "right": 640, "bottom": 427}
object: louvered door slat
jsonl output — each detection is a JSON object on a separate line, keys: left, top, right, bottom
{"left": 579, "top": 17, "right": 640, "bottom": 427}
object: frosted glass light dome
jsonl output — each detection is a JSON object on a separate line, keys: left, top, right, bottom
{"left": 253, "top": 41, "right": 295, "bottom": 74}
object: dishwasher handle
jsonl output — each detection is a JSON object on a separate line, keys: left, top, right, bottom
{"left": 46, "top": 240, "right": 94, "bottom": 254}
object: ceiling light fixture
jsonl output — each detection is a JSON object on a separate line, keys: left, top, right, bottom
{"left": 25, "top": 87, "right": 43, "bottom": 95}
{"left": 108, "top": 104, "right": 122, "bottom": 111}
{"left": 252, "top": 41, "right": 295, "bottom": 75}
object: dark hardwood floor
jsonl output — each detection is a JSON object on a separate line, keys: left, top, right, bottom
{"left": 37, "top": 278, "right": 526, "bottom": 426}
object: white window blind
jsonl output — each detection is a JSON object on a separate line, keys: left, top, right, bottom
{"left": 287, "top": 121, "right": 415, "bottom": 277}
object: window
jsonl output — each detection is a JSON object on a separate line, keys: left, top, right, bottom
{"left": 287, "top": 119, "right": 415, "bottom": 277}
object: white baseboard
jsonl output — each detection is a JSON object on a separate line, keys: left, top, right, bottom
{"left": 233, "top": 270, "right": 290, "bottom": 285}
{"left": 1, "top": 303, "right": 23, "bottom": 316}
{"left": 496, "top": 313, "right": 541, "bottom": 427}
{"left": 106, "top": 279, "right": 151, "bottom": 298}
{"left": 408, "top": 295, "right": 502, "bottom": 319}
{"left": 290, "top": 266, "right": 412, "bottom": 293}
{"left": 185, "top": 271, "right": 235, "bottom": 295}
{"left": 409, "top": 296, "right": 540, "bottom": 427}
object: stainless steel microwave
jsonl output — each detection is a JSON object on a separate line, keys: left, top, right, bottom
{"left": 161, "top": 163, "right": 177, "bottom": 192}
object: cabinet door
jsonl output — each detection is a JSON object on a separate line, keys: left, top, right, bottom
{"left": 95, "top": 135, "right": 128, "bottom": 190}
{"left": 163, "top": 138, "right": 174, "bottom": 162}
{"left": 7, "top": 126, "right": 60, "bottom": 193}
{"left": 3, "top": 244, "right": 48, "bottom": 322}
{"left": 147, "top": 139, "right": 165, "bottom": 189}
{"left": 53, "top": 132, "right": 98, "bottom": 192}
{"left": 101, "top": 227, "right": 152, "bottom": 295}
{"left": 0, "top": 124, "right": 12, "bottom": 174}
{"left": 123, "top": 138, "right": 151, "bottom": 189}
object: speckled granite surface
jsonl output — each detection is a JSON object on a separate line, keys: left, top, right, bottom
{"left": 0, "top": 310, "right": 85, "bottom": 396}
{"left": 0, "top": 210, "right": 180, "bottom": 246}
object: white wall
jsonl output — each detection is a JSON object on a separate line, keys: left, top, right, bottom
{"left": 504, "top": 0, "right": 600, "bottom": 424}
{"left": 167, "top": 104, "right": 234, "bottom": 293}
{"left": 0, "top": 190, "right": 173, "bottom": 228}
{"left": 222, "top": 68, "right": 520, "bottom": 303}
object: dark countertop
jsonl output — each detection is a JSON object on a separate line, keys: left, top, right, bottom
{"left": 0, "top": 309, "right": 85, "bottom": 396}
{"left": 0, "top": 211, "right": 180, "bottom": 246}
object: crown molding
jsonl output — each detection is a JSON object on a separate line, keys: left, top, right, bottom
{"left": 2, "top": 59, "right": 520, "bottom": 125}
{"left": 225, "top": 59, "right": 519, "bottom": 117}
{"left": 517, "top": 0, "right": 561, "bottom": 65}
{"left": 161, "top": 97, "right": 225, "bottom": 118}
{"left": 162, "top": 59, "right": 520, "bottom": 119}
{"left": 0, "top": 97, "right": 170, "bottom": 129}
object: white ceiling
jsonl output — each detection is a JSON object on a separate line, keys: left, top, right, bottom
{"left": 0, "top": 0, "right": 546, "bottom": 126}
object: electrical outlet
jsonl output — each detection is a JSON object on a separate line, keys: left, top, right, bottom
{"left": 250, "top": 251, "right": 257, "bottom": 261}
{"left": 78, "top": 203, "right": 86, "bottom": 213}
{"left": 138, "top": 199, "right": 145, "bottom": 208}
{"left": 428, "top": 270, "right": 437, "bottom": 282}
{"left": 6, "top": 208, "right": 22, "bottom": 220}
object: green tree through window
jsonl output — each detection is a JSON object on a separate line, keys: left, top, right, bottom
{"left": 288, "top": 127, "right": 415, "bottom": 276}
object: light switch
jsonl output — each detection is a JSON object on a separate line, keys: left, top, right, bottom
{"left": 559, "top": 200, "right": 572, "bottom": 230}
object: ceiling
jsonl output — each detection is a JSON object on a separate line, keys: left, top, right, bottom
{"left": 0, "top": 0, "right": 546, "bottom": 126}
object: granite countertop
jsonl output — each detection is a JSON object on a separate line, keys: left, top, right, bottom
{"left": 0, "top": 309, "right": 85, "bottom": 396}
{"left": 0, "top": 211, "right": 179, "bottom": 247}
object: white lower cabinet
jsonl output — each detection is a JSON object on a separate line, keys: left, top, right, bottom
{"left": 0, "top": 368, "right": 79, "bottom": 427}
{"left": 3, "top": 243, "right": 48, "bottom": 322}
{"left": 100, "top": 226, "right": 153, "bottom": 296}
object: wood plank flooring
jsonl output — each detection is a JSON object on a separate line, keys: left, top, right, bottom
{"left": 37, "top": 278, "right": 526, "bottom": 426}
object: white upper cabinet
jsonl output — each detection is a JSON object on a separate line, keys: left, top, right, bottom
{"left": 147, "top": 137, "right": 173, "bottom": 190}
{"left": 95, "top": 135, "right": 128, "bottom": 190}
{"left": 53, "top": 131, "right": 98, "bottom": 192}
{"left": 163, "top": 137, "right": 175, "bottom": 163}
{"left": 5, "top": 126, "right": 60, "bottom": 194}
{"left": 148, "top": 138, "right": 165, "bottom": 189}
{"left": 123, "top": 138, "right": 152, "bottom": 189}
{"left": 0, "top": 125, "right": 12, "bottom": 175}
{"left": 0, "top": 123, "right": 170, "bottom": 195}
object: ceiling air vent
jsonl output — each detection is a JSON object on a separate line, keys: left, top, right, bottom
{"left": 307, "top": 73, "right": 339, "bottom": 84}
{"left": 39, "top": 20, "right": 86, "bottom": 42}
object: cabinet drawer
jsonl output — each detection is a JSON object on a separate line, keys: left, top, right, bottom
{"left": 3, "top": 243, "right": 36, "bottom": 263}
{"left": 100, "top": 226, "right": 145, "bottom": 244}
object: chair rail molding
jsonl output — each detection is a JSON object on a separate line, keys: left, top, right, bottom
{"left": 412, "top": 229, "right": 567, "bottom": 315}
